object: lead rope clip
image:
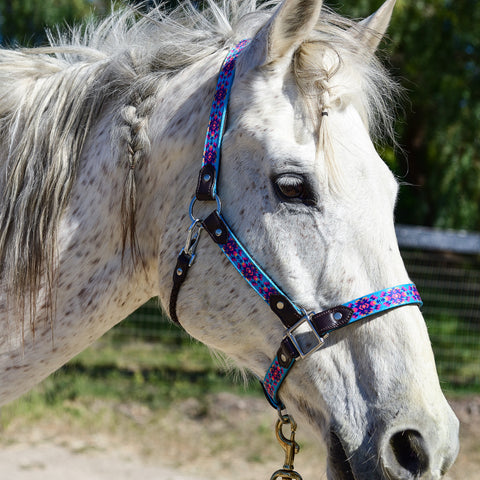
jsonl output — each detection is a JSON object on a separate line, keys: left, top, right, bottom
{"left": 270, "top": 412, "right": 303, "bottom": 480}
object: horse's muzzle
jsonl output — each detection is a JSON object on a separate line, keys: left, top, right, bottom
{"left": 327, "top": 417, "right": 459, "bottom": 480}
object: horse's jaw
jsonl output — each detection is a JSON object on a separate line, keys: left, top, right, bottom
{"left": 327, "top": 430, "right": 357, "bottom": 480}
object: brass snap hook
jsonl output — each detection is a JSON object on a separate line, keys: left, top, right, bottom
{"left": 270, "top": 413, "right": 303, "bottom": 480}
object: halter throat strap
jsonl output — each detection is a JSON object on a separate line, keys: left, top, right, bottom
{"left": 169, "top": 41, "right": 423, "bottom": 410}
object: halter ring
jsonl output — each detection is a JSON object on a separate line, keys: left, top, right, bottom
{"left": 189, "top": 195, "right": 222, "bottom": 222}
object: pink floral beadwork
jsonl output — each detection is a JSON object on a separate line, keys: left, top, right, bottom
{"left": 201, "top": 39, "right": 250, "bottom": 168}
{"left": 263, "top": 358, "right": 289, "bottom": 400}
{"left": 222, "top": 235, "right": 278, "bottom": 302}
{"left": 346, "top": 284, "right": 422, "bottom": 321}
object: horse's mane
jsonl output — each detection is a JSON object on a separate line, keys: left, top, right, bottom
{"left": 0, "top": 1, "right": 250, "bottom": 325}
{"left": 0, "top": 0, "right": 399, "bottom": 328}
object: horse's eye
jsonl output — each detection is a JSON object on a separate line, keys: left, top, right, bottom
{"left": 275, "top": 175, "right": 305, "bottom": 200}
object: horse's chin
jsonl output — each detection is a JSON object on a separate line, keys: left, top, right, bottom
{"left": 327, "top": 430, "right": 357, "bottom": 480}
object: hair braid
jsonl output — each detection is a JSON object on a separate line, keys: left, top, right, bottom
{"left": 119, "top": 90, "right": 156, "bottom": 268}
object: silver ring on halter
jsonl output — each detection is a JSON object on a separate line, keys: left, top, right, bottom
{"left": 189, "top": 195, "right": 222, "bottom": 222}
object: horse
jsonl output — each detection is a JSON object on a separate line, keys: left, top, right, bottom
{"left": 0, "top": 0, "right": 459, "bottom": 478}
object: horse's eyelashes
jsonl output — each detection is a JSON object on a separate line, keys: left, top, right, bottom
{"left": 274, "top": 174, "right": 311, "bottom": 202}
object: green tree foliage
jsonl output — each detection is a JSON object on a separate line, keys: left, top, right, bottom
{"left": 0, "top": 0, "right": 110, "bottom": 45}
{"left": 1, "top": 0, "right": 478, "bottom": 229}
{"left": 333, "top": 0, "right": 479, "bottom": 230}
{"left": 393, "top": 0, "right": 479, "bottom": 230}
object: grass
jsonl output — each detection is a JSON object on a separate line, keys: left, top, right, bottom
{"left": 426, "top": 314, "right": 480, "bottom": 393}
{"left": 1, "top": 331, "right": 261, "bottom": 427}
{"left": 0, "top": 332, "right": 305, "bottom": 480}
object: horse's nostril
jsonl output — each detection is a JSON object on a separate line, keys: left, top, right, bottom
{"left": 389, "top": 429, "right": 430, "bottom": 476}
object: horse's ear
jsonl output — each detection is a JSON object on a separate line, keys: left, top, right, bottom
{"left": 253, "top": 0, "right": 324, "bottom": 68}
{"left": 356, "top": 0, "right": 396, "bottom": 54}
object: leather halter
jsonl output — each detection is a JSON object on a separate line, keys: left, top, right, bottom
{"left": 169, "top": 40, "right": 422, "bottom": 410}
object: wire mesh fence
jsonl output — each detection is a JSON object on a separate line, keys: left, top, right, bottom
{"left": 396, "top": 225, "right": 480, "bottom": 391}
{"left": 111, "top": 226, "right": 480, "bottom": 393}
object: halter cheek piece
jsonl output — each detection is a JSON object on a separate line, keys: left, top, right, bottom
{"left": 169, "top": 40, "right": 423, "bottom": 410}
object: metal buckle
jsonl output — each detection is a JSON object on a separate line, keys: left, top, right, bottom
{"left": 284, "top": 312, "right": 328, "bottom": 359}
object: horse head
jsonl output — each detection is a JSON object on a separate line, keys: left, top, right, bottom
{"left": 160, "top": 1, "right": 459, "bottom": 478}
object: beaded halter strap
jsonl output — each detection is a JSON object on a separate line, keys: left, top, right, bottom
{"left": 169, "top": 40, "right": 423, "bottom": 410}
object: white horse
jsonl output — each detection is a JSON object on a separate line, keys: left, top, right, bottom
{"left": 0, "top": 0, "right": 459, "bottom": 478}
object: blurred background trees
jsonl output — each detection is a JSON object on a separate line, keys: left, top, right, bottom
{"left": 0, "top": 1, "right": 107, "bottom": 45}
{"left": 0, "top": 0, "right": 478, "bottom": 230}
{"left": 380, "top": 0, "right": 478, "bottom": 231}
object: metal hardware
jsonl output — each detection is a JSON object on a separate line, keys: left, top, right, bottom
{"left": 284, "top": 313, "right": 328, "bottom": 359}
{"left": 189, "top": 195, "right": 222, "bottom": 222}
{"left": 270, "top": 413, "right": 303, "bottom": 480}
{"left": 181, "top": 219, "right": 203, "bottom": 266}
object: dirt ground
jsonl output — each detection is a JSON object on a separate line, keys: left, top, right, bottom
{"left": 0, "top": 394, "right": 478, "bottom": 480}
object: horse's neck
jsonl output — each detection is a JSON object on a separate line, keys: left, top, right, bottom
{"left": 0, "top": 51, "right": 223, "bottom": 405}
{"left": 138, "top": 54, "right": 224, "bottom": 308}
{"left": 0, "top": 105, "right": 152, "bottom": 403}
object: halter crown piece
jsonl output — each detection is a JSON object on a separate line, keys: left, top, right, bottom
{"left": 169, "top": 41, "right": 423, "bottom": 410}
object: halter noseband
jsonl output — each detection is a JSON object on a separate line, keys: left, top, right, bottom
{"left": 169, "top": 40, "right": 422, "bottom": 410}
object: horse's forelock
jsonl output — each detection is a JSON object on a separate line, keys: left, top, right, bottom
{"left": 293, "top": 10, "right": 401, "bottom": 147}
{"left": 287, "top": 9, "right": 401, "bottom": 194}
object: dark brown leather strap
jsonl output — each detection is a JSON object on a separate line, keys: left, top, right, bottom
{"left": 202, "top": 210, "right": 229, "bottom": 244}
{"left": 273, "top": 305, "right": 353, "bottom": 367}
{"left": 196, "top": 164, "right": 217, "bottom": 201}
{"left": 170, "top": 210, "right": 228, "bottom": 325}
{"left": 276, "top": 337, "right": 300, "bottom": 367}
{"left": 169, "top": 251, "right": 193, "bottom": 325}
{"left": 310, "top": 306, "right": 353, "bottom": 336}
{"left": 269, "top": 294, "right": 303, "bottom": 328}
